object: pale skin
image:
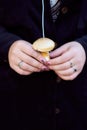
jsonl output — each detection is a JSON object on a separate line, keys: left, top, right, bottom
{"left": 8, "top": 40, "right": 48, "bottom": 75}
{"left": 8, "top": 40, "right": 86, "bottom": 81}
{"left": 48, "top": 41, "right": 86, "bottom": 80}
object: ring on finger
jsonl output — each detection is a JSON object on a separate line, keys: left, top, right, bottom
{"left": 73, "top": 67, "right": 77, "bottom": 72}
{"left": 18, "top": 61, "right": 23, "bottom": 69}
{"left": 70, "top": 62, "right": 73, "bottom": 68}
{"left": 70, "top": 62, "right": 74, "bottom": 68}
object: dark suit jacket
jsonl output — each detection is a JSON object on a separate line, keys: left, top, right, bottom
{"left": 0, "top": 0, "right": 87, "bottom": 130}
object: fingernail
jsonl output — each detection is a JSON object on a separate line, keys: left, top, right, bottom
{"left": 47, "top": 61, "right": 50, "bottom": 65}
{"left": 40, "top": 59, "right": 47, "bottom": 65}
{"left": 41, "top": 67, "right": 49, "bottom": 71}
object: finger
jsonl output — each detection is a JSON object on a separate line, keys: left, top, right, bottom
{"left": 49, "top": 50, "right": 73, "bottom": 65}
{"left": 57, "top": 67, "right": 78, "bottom": 76}
{"left": 13, "top": 65, "right": 33, "bottom": 75}
{"left": 17, "top": 61, "right": 41, "bottom": 72}
{"left": 17, "top": 51, "right": 45, "bottom": 69}
{"left": 49, "top": 61, "right": 71, "bottom": 71}
{"left": 21, "top": 43, "right": 46, "bottom": 63}
{"left": 58, "top": 72, "right": 78, "bottom": 81}
{"left": 50, "top": 43, "right": 70, "bottom": 58}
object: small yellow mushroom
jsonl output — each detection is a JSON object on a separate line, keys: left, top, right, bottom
{"left": 32, "top": 37, "right": 55, "bottom": 61}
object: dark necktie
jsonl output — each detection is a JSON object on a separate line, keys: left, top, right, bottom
{"left": 50, "top": 0, "right": 61, "bottom": 22}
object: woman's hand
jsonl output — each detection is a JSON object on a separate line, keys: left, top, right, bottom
{"left": 8, "top": 40, "right": 48, "bottom": 75}
{"left": 48, "top": 41, "right": 86, "bottom": 80}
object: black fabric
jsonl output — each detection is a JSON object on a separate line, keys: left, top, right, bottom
{"left": 0, "top": 0, "right": 87, "bottom": 130}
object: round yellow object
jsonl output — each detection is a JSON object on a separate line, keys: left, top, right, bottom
{"left": 32, "top": 37, "right": 55, "bottom": 52}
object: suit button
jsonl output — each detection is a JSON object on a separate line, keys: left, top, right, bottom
{"left": 56, "top": 108, "right": 60, "bottom": 114}
{"left": 4, "top": 60, "right": 7, "bottom": 62}
{"left": 61, "top": 7, "right": 68, "bottom": 14}
{"left": 56, "top": 77, "right": 61, "bottom": 83}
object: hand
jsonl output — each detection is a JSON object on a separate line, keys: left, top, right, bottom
{"left": 8, "top": 40, "right": 48, "bottom": 75}
{"left": 48, "top": 41, "right": 86, "bottom": 80}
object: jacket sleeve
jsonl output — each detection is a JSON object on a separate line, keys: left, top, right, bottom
{"left": 75, "top": 0, "right": 87, "bottom": 64}
{"left": 76, "top": 35, "right": 87, "bottom": 64}
{"left": 0, "top": 26, "right": 21, "bottom": 62}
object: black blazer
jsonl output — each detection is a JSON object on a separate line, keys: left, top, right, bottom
{"left": 0, "top": 0, "right": 87, "bottom": 130}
